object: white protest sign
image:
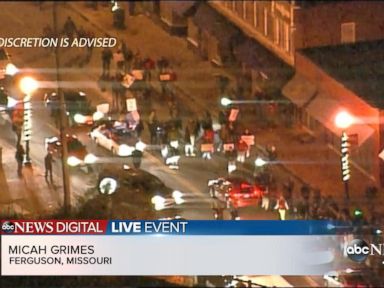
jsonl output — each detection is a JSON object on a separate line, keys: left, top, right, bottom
{"left": 126, "top": 98, "right": 137, "bottom": 112}
{"left": 97, "top": 103, "right": 110, "bottom": 114}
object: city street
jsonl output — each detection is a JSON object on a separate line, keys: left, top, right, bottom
{"left": 0, "top": 2, "right": 282, "bottom": 220}
{"left": 0, "top": 2, "right": 381, "bottom": 287}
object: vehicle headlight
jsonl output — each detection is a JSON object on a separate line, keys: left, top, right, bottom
{"left": 151, "top": 196, "right": 165, "bottom": 211}
{"left": 98, "top": 177, "right": 117, "bottom": 195}
{"left": 5, "top": 63, "right": 18, "bottom": 76}
{"left": 84, "top": 153, "right": 97, "bottom": 164}
{"left": 74, "top": 113, "right": 86, "bottom": 124}
{"left": 67, "top": 156, "right": 82, "bottom": 167}
{"left": 93, "top": 111, "right": 104, "bottom": 121}
{"left": 172, "top": 190, "right": 184, "bottom": 205}
{"left": 118, "top": 144, "right": 134, "bottom": 156}
{"left": 135, "top": 141, "right": 146, "bottom": 152}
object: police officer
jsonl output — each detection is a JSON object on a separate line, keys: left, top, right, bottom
{"left": 44, "top": 151, "right": 54, "bottom": 182}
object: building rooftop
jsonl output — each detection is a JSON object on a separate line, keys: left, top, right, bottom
{"left": 300, "top": 40, "right": 384, "bottom": 109}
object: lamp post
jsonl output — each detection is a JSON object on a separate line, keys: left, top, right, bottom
{"left": 53, "top": 2, "right": 72, "bottom": 215}
{"left": 19, "top": 76, "right": 38, "bottom": 166}
{"left": 335, "top": 111, "right": 354, "bottom": 200}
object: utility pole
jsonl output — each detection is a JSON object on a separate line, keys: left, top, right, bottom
{"left": 53, "top": 2, "right": 71, "bottom": 215}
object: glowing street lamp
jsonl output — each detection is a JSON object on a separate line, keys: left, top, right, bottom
{"left": 221, "top": 97, "right": 232, "bottom": 107}
{"left": 335, "top": 111, "right": 354, "bottom": 130}
{"left": 20, "top": 76, "right": 38, "bottom": 95}
{"left": 255, "top": 157, "right": 267, "bottom": 167}
{"left": 19, "top": 76, "right": 38, "bottom": 165}
{"left": 334, "top": 111, "right": 354, "bottom": 200}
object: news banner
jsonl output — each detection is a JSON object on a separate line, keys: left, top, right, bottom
{"left": 1, "top": 220, "right": 347, "bottom": 276}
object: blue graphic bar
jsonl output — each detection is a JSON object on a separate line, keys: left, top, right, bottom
{"left": 106, "top": 220, "right": 345, "bottom": 235}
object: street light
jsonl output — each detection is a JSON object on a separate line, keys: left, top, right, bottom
{"left": 334, "top": 111, "right": 354, "bottom": 200}
{"left": 19, "top": 76, "right": 38, "bottom": 165}
{"left": 255, "top": 157, "right": 267, "bottom": 167}
{"left": 221, "top": 97, "right": 232, "bottom": 107}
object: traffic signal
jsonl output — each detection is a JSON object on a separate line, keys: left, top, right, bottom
{"left": 341, "top": 132, "right": 350, "bottom": 181}
{"left": 23, "top": 97, "right": 32, "bottom": 141}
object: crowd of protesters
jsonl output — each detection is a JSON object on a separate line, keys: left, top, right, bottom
{"left": 95, "top": 36, "right": 384, "bottom": 226}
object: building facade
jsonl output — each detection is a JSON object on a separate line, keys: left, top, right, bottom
{"left": 283, "top": 40, "right": 384, "bottom": 186}
{"left": 210, "top": 0, "right": 295, "bottom": 65}
{"left": 210, "top": 1, "right": 384, "bottom": 66}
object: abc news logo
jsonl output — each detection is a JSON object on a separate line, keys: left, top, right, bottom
{"left": 1, "top": 221, "right": 15, "bottom": 233}
{"left": 345, "top": 239, "right": 384, "bottom": 262}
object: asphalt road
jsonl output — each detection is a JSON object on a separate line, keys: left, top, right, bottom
{"left": 0, "top": 2, "right": 282, "bottom": 220}
{"left": 0, "top": 2, "right": 328, "bottom": 286}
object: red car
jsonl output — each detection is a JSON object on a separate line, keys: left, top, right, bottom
{"left": 208, "top": 176, "right": 263, "bottom": 208}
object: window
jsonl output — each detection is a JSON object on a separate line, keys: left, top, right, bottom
{"left": 263, "top": 8, "right": 268, "bottom": 35}
{"left": 253, "top": 2, "right": 257, "bottom": 27}
{"left": 235, "top": 0, "right": 243, "bottom": 16}
{"left": 341, "top": 22, "right": 355, "bottom": 43}
{"left": 284, "top": 22, "right": 290, "bottom": 52}
{"left": 245, "top": 1, "right": 254, "bottom": 25}
{"left": 274, "top": 19, "right": 280, "bottom": 44}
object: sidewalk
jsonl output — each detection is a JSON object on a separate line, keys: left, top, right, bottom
{"left": 67, "top": 3, "right": 381, "bottom": 214}
{"left": 0, "top": 141, "right": 60, "bottom": 217}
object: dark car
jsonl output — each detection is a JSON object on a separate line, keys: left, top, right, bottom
{"left": 45, "top": 134, "right": 96, "bottom": 167}
{"left": 98, "top": 164, "right": 185, "bottom": 212}
{"left": 44, "top": 90, "right": 94, "bottom": 126}
{"left": 208, "top": 176, "right": 263, "bottom": 208}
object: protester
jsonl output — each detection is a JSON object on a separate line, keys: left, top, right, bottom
{"left": 261, "top": 186, "right": 270, "bottom": 211}
{"left": 63, "top": 16, "right": 77, "bottom": 41}
{"left": 236, "top": 138, "right": 248, "bottom": 163}
{"left": 15, "top": 145, "right": 24, "bottom": 177}
{"left": 101, "top": 47, "right": 113, "bottom": 77}
{"left": 113, "top": 49, "right": 125, "bottom": 73}
{"left": 275, "top": 195, "right": 289, "bottom": 220}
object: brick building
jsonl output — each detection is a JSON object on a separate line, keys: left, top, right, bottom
{"left": 284, "top": 40, "right": 384, "bottom": 186}
{"left": 210, "top": 1, "right": 384, "bottom": 66}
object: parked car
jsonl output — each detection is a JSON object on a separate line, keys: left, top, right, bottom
{"left": 98, "top": 164, "right": 185, "bottom": 211}
{"left": 89, "top": 120, "right": 140, "bottom": 157}
{"left": 44, "top": 90, "right": 95, "bottom": 126}
{"left": 45, "top": 134, "right": 96, "bottom": 167}
{"left": 208, "top": 176, "right": 263, "bottom": 208}
{"left": 323, "top": 270, "right": 375, "bottom": 287}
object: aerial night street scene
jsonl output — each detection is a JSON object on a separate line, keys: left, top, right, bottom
{"left": 0, "top": 0, "right": 384, "bottom": 287}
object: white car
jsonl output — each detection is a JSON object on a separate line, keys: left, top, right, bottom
{"left": 0, "top": 48, "right": 17, "bottom": 80}
{"left": 323, "top": 270, "right": 372, "bottom": 287}
{"left": 90, "top": 120, "right": 138, "bottom": 157}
